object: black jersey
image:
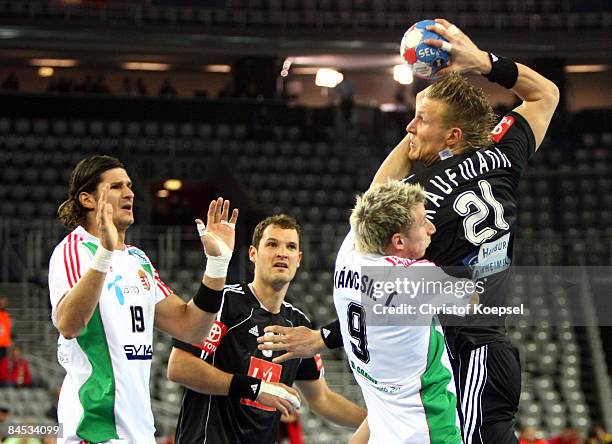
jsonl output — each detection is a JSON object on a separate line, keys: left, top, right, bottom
{"left": 405, "top": 112, "right": 536, "bottom": 351}
{"left": 172, "top": 283, "right": 323, "bottom": 444}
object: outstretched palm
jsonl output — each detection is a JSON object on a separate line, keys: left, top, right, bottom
{"left": 97, "top": 184, "right": 118, "bottom": 251}
{"left": 196, "top": 197, "right": 239, "bottom": 257}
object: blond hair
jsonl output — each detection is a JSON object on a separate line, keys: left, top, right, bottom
{"left": 426, "top": 73, "right": 496, "bottom": 153}
{"left": 350, "top": 181, "right": 425, "bottom": 255}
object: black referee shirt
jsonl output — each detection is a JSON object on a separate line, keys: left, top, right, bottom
{"left": 172, "top": 283, "right": 323, "bottom": 444}
{"left": 405, "top": 112, "right": 536, "bottom": 351}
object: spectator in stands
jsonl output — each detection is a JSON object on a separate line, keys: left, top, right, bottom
{"left": 592, "top": 424, "right": 612, "bottom": 444}
{"left": 121, "top": 76, "right": 134, "bottom": 95}
{"left": 0, "top": 345, "right": 32, "bottom": 387}
{"left": 78, "top": 74, "right": 95, "bottom": 94}
{"left": 335, "top": 75, "right": 355, "bottom": 125}
{"left": 0, "top": 404, "right": 10, "bottom": 441}
{"left": 136, "top": 77, "right": 148, "bottom": 95}
{"left": 1, "top": 72, "right": 19, "bottom": 91}
{"left": 519, "top": 426, "right": 550, "bottom": 444}
{"left": 56, "top": 76, "right": 75, "bottom": 93}
{"left": 550, "top": 428, "right": 583, "bottom": 444}
{"left": 0, "top": 295, "right": 13, "bottom": 360}
{"left": 46, "top": 78, "right": 59, "bottom": 93}
{"left": 217, "top": 81, "right": 234, "bottom": 98}
{"left": 93, "top": 75, "right": 110, "bottom": 94}
{"left": 159, "top": 78, "right": 178, "bottom": 97}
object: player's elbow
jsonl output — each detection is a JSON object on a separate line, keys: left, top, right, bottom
{"left": 58, "top": 326, "right": 80, "bottom": 340}
{"left": 56, "top": 315, "right": 83, "bottom": 340}
{"left": 544, "top": 80, "right": 560, "bottom": 109}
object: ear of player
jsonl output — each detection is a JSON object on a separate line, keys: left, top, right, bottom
{"left": 196, "top": 197, "right": 239, "bottom": 279}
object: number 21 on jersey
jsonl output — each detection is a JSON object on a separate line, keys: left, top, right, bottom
{"left": 453, "top": 180, "right": 509, "bottom": 245}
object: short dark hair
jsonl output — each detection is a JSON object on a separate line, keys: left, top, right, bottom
{"left": 57, "top": 155, "right": 125, "bottom": 230}
{"left": 251, "top": 214, "right": 301, "bottom": 249}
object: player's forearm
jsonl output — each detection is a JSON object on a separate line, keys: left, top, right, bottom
{"left": 171, "top": 300, "right": 217, "bottom": 345}
{"left": 56, "top": 269, "right": 106, "bottom": 339}
{"left": 472, "top": 48, "right": 558, "bottom": 105}
{"left": 167, "top": 347, "right": 232, "bottom": 395}
{"left": 510, "top": 63, "right": 559, "bottom": 105}
{"left": 309, "top": 391, "right": 366, "bottom": 427}
{"left": 157, "top": 278, "right": 224, "bottom": 344}
{"left": 178, "top": 270, "right": 228, "bottom": 341}
{"left": 371, "top": 133, "right": 413, "bottom": 187}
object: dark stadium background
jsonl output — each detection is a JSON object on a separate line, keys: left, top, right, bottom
{"left": 0, "top": 1, "right": 611, "bottom": 442}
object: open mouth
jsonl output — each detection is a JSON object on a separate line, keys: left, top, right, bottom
{"left": 273, "top": 262, "right": 288, "bottom": 269}
{"left": 121, "top": 203, "right": 133, "bottom": 212}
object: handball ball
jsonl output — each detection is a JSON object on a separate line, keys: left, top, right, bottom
{"left": 400, "top": 19, "right": 450, "bottom": 80}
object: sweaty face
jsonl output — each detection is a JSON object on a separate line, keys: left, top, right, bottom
{"left": 249, "top": 225, "right": 302, "bottom": 289}
{"left": 405, "top": 95, "right": 450, "bottom": 165}
{"left": 95, "top": 168, "right": 135, "bottom": 231}
{"left": 401, "top": 203, "right": 436, "bottom": 259}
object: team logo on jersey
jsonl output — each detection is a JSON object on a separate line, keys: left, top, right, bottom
{"left": 107, "top": 275, "right": 125, "bottom": 304}
{"left": 241, "top": 357, "right": 282, "bottom": 411}
{"left": 193, "top": 320, "right": 227, "bottom": 355}
{"left": 490, "top": 115, "right": 515, "bottom": 143}
{"left": 138, "top": 269, "right": 150, "bottom": 291}
{"left": 129, "top": 248, "right": 149, "bottom": 265}
{"left": 124, "top": 344, "right": 153, "bottom": 360}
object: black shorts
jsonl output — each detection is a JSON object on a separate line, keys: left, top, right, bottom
{"left": 449, "top": 341, "right": 521, "bottom": 444}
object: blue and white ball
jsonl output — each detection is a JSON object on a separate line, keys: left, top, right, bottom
{"left": 400, "top": 19, "right": 451, "bottom": 80}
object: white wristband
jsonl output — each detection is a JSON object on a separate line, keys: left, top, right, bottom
{"left": 204, "top": 254, "right": 232, "bottom": 279}
{"left": 90, "top": 245, "right": 114, "bottom": 273}
{"left": 260, "top": 381, "right": 301, "bottom": 409}
{"left": 197, "top": 222, "right": 234, "bottom": 279}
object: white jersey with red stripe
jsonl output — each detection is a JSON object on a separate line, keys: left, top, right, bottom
{"left": 48, "top": 226, "right": 172, "bottom": 444}
{"left": 333, "top": 230, "right": 462, "bottom": 444}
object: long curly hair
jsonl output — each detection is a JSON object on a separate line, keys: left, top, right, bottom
{"left": 57, "top": 155, "right": 125, "bottom": 230}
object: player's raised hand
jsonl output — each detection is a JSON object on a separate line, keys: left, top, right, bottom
{"left": 257, "top": 325, "right": 325, "bottom": 364}
{"left": 424, "top": 18, "right": 491, "bottom": 77}
{"left": 195, "top": 197, "right": 239, "bottom": 257}
{"left": 96, "top": 184, "right": 118, "bottom": 251}
{"left": 256, "top": 382, "right": 301, "bottom": 416}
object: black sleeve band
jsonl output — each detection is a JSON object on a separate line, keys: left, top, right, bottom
{"left": 320, "top": 319, "right": 343, "bottom": 350}
{"left": 483, "top": 53, "right": 518, "bottom": 89}
{"left": 228, "top": 374, "right": 261, "bottom": 401}
{"left": 192, "top": 282, "right": 223, "bottom": 313}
